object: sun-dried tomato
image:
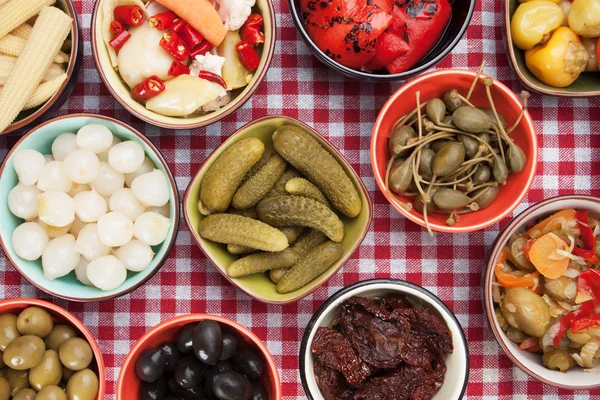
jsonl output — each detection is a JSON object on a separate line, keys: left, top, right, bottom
{"left": 313, "top": 359, "right": 354, "bottom": 400}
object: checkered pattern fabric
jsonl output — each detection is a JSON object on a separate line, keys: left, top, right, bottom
{"left": 0, "top": 0, "right": 599, "bottom": 398}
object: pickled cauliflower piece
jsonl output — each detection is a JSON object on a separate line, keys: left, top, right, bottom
{"left": 190, "top": 52, "right": 226, "bottom": 77}
{"left": 215, "top": 0, "right": 256, "bottom": 31}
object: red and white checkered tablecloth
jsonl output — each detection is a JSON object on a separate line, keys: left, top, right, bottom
{"left": 1, "top": 0, "right": 599, "bottom": 398}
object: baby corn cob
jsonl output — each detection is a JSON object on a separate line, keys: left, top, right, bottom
{"left": 11, "top": 23, "right": 33, "bottom": 39}
{"left": 0, "top": 0, "right": 55, "bottom": 39}
{"left": 0, "top": 34, "right": 68, "bottom": 63}
{"left": 0, "top": 6, "right": 71, "bottom": 132}
{"left": 23, "top": 73, "right": 66, "bottom": 110}
{"left": 0, "top": 55, "right": 65, "bottom": 85}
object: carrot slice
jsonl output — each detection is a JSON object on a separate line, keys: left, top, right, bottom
{"left": 527, "top": 233, "right": 570, "bottom": 279}
{"left": 527, "top": 209, "right": 576, "bottom": 238}
{"left": 156, "top": 0, "right": 227, "bottom": 46}
{"left": 494, "top": 265, "right": 540, "bottom": 290}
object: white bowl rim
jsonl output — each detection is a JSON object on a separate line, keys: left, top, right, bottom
{"left": 299, "top": 278, "right": 469, "bottom": 399}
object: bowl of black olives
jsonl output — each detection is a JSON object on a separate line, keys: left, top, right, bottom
{"left": 117, "top": 314, "right": 281, "bottom": 400}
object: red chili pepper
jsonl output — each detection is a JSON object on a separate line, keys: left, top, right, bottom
{"left": 553, "top": 300, "right": 595, "bottom": 347}
{"left": 168, "top": 61, "right": 190, "bottom": 77}
{"left": 190, "top": 40, "right": 214, "bottom": 58}
{"left": 170, "top": 18, "right": 187, "bottom": 33}
{"left": 240, "top": 14, "right": 265, "bottom": 46}
{"left": 109, "top": 20, "right": 124, "bottom": 35}
{"left": 578, "top": 269, "right": 600, "bottom": 304}
{"left": 235, "top": 41, "right": 260, "bottom": 71}
{"left": 576, "top": 210, "right": 596, "bottom": 250}
{"left": 197, "top": 71, "right": 227, "bottom": 89}
{"left": 572, "top": 314, "right": 600, "bottom": 333}
{"left": 109, "top": 30, "right": 131, "bottom": 51}
{"left": 159, "top": 30, "right": 190, "bottom": 62}
{"left": 180, "top": 25, "right": 204, "bottom": 50}
{"left": 113, "top": 5, "right": 145, "bottom": 27}
{"left": 130, "top": 76, "right": 165, "bottom": 102}
{"left": 572, "top": 247, "right": 599, "bottom": 265}
{"left": 149, "top": 11, "right": 177, "bottom": 30}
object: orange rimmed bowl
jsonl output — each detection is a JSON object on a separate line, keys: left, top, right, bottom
{"left": 116, "top": 314, "right": 282, "bottom": 399}
{"left": 371, "top": 69, "right": 538, "bottom": 233}
{"left": 0, "top": 298, "right": 106, "bottom": 399}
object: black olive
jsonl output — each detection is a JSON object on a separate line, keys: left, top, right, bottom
{"left": 233, "top": 348, "right": 264, "bottom": 380}
{"left": 219, "top": 332, "right": 238, "bottom": 361}
{"left": 177, "top": 323, "right": 197, "bottom": 354}
{"left": 250, "top": 380, "right": 269, "bottom": 400}
{"left": 160, "top": 342, "right": 182, "bottom": 372}
{"left": 140, "top": 377, "right": 168, "bottom": 400}
{"left": 136, "top": 347, "right": 166, "bottom": 383}
{"left": 175, "top": 355, "right": 209, "bottom": 389}
{"left": 193, "top": 320, "right": 223, "bottom": 365}
{"left": 168, "top": 377, "right": 206, "bottom": 400}
{"left": 205, "top": 361, "right": 234, "bottom": 396}
{"left": 213, "top": 371, "right": 252, "bottom": 400}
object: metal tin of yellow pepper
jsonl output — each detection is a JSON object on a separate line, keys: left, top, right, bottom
{"left": 525, "top": 27, "right": 590, "bottom": 87}
{"left": 568, "top": 0, "right": 600, "bottom": 38}
{"left": 511, "top": 1, "right": 564, "bottom": 50}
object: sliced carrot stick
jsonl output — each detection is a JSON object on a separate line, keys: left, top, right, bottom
{"left": 494, "top": 265, "right": 540, "bottom": 290}
{"left": 156, "top": 0, "right": 227, "bottom": 46}
{"left": 527, "top": 233, "right": 570, "bottom": 279}
{"left": 527, "top": 209, "right": 576, "bottom": 238}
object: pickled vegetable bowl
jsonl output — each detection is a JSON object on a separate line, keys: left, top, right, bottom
{"left": 492, "top": 208, "right": 600, "bottom": 372}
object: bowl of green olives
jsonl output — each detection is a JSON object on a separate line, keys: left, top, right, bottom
{"left": 117, "top": 314, "right": 281, "bottom": 400}
{"left": 371, "top": 68, "right": 537, "bottom": 234}
{"left": 0, "top": 298, "right": 105, "bottom": 399}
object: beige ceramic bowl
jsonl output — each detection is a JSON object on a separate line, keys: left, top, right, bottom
{"left": 91, "top": 0, "right": 275, "bottom": 129}
{"left": 184, "top": 115, "right": 373, "bottom": 304}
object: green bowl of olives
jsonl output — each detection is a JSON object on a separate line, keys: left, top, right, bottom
{"left": 0, "top": 298, "right": 105, "bottom": 399}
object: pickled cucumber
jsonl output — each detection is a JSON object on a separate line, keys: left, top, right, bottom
{"left": 198, "top": 214, "right": 288, "bottom": 252}
{"left": 269, "top": 269, "right": 287, "bottom": 284}
{"left": 199, "top": 138, "right": 264, "bottom": 215}
{"left": 277, "top": 241, "right": 344, "bottom": 293}
{"left": 227, "top": 249, "right": 298, "bottom": 278}
{"left": 227, "top": 207, "right": 258, "bottom": 220}
{"left": 227, "top": 226, "right": 303, "bottom": 255}
{"left": 265, "top": 168, "right": 301, "bottom": 198}
{"left": 257, "top": 196, "right": 344, "bottom": 242}
{"left": 272, "top": 126, "right": 361, "bottom": 217}
{"left": 269, "top": 229, "right": 327, "bottom": 283}
{"left": 227, "top": 244, "right": 257, "bottom": 255}
{"left": 233, "top": 153, "right": 287, "bottom": 209}
{"left": 285, "top": 178, "right": 329, "bottom": 206}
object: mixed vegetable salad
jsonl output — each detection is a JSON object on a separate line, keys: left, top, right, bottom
{"left": 100, "top": 0, "right": 265, "bottom": 117}
{"left": 493, "top": 208, "right": 600, "bottom": 371}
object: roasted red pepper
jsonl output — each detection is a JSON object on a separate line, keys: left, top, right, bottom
{"left": 572, "top": 314, "right": 600, "bottom": 333}
{"left": 109, "top": 30, "right": 131, "bottom": 51}
{"left": 572, "top": 247, "right": 600, "bottom": 265}
{"left": 110, "top": 20, "right": 124, "bottom": 35}
{"left": 553, "top": 300, "right": 595, "bottom": 347}
{"left": 576, "top": 210, "right": 596, "bottom": 250}
{"left": 149, "top": 11, "right": 177, "bottom": 30}
{"left": 235, "top": 41, "right": 260, "bottom": 71}
{"left": 180, "top": 25, "right": 204, "bottom": 50}
{"left": 170, "top": 18, "right": 187, "bottom": 33}
{"left": 578, "top": 269, "right": 600, "bottom": 304}
{"left": 190, "top": 40, "right": 214, "bottom": 58}
{"left": 113, "top": 5, "right": 145, "bottom": 27}
{"left": 197, "top": 71, "right": 227, "bottom": 89}
{"left": 130, "top": 76, "right": 165, "bottom": 102}
{"left": 240, "top": 14, "right": 265, "bottom": 46}
{"left": 168, "top": 61, "right": 190, "bottom": 77}
{"left": 160, "top": 30, "right": 190, "bottom": 62}
{"left": 364, "top": 31, "right": 410, "bottom": 71}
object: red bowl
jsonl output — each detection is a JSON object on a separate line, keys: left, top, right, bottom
{"left": 117, "top": 314, "right": 282, "bottom": 399}
{"left": 371, "top": 69, "right": 537, "bottom": 233}
{"left": 0, "top": 298, "right": 105, "bottom": 399}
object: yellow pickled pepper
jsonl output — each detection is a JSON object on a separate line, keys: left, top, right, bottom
{"left": 511, "top": 1, "right": 565, "bottom": 50}
{"left": 525, "top": 27, "right": 589, "bottom": 87}
{"left": 568, "top": 0, "right": 600, "bottom": 38}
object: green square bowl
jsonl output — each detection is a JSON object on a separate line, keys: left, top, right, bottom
{"left": 183, "top": 115, "right": 373, "bottom": 304}
{"left": 0, "top": 114, "right": 180, "bottom": 302}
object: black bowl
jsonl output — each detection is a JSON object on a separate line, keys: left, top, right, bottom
{"left": 288, "top": 0, "right": 475, "bottom": 81}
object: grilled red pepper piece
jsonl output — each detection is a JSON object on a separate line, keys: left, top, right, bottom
{"left": 235, "top": 41, "right": 260, "bottom": 71}
{"left": 578, "top": 269, "right": 600, "bottom": 304}
{"left": 168, "top": 61, "right": 190, "bottom": 77}
{"left": 576, "top": 210, "right": 596, "bottom": 250}
{"left": 170, "top": 18, "right": 187, "bottom": 33}
{"left": 572, "top": 314, "right": 600, "bottom": 333}
{"left": 113, "top": 5, "right": 145, "bottom": 27}
{"left": 160, "top": 30, "right": 190, "bottom": 61}
{"left": 190, "top": 40, "right": 214, "bottom": 57}
{"left": 197, "top": 71, "right": 227, "bottom": 89}
{"left": 149, "top": 11, "right": 177, "bottom": 30}
{"left": 180, "top": 25, "right": 204, "bottom": 50}
{"left": 240, "top": 14, "right": 265, "bottom": 46}
{"left": 364, "top": 31, "right": 410, "bottom": 71}
{"left": 131, "top": 76, "right": 165, "bottom": 102}
{"left": 110, "top": 20, "right": 124, "bottom": 35}
{"left": 553, "top": 300, "right": 595, "bottom": 347}
{"left": 109, "top": 30, "right": 131, "bottom": 51}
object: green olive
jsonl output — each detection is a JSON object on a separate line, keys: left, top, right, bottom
{"left": 388, "top": 125, "right": 415, "bottom": 157}
{"left": 12, "top": 388, "right": 37, "bottom": 400}
{"left": 36, "top": 385, "right": 67, "bottom": 400}
{"left": 507, "top": 237, "right": 535, "bottom": 272}
{"left": 544, "top": 276, "right": 577, "bottom": 303}
{"left": 425, "top": 98, "right": 446, "bottom": 125}
{"left": 6, "top": 369, "right": 29, "bottom": 397}
{"left": 432, "top": 142, "right": 465, "bottom": 178}
{"left": 59, "top": 338, "right": 92, "bottom": 371}
{"left": 388, "top": 158, "right": 413, "bottom": 195}
{"left": 17, "top": 307, "right": 54, "bottom": 338}
{"left": 506, "top": 326, "right": 527, "bottom": 344}
{"left": 473, "top": 164, "right": 491, "bottom": 185}
{"left": 452, "top": 106, "right": 494, "bottom": 133}
{"left": 417, "top": 148, "right": 435, "bottom": 181}
{"left": 494, "top": 308, "right": 509, "bottom": 332}
{"left": 543, "top": 349, "right": 575, "bottom": 371}
{"left": 0, "top": 314, "right": 20, "bottom": 351}
{"left": 442, "top": 90, "right": 462, "bottom": 113}
{"left": 501, "top": 287, "right": 550, "bottom": 337}
{"left": 3, "top": 335, "right": 45, "bottom": 370}
{"left": 0, "top": 376, "right": 9, "bottom": 400}
{"left": 432, "top": 188, "right": 473, "bottom": 210}
{"left": 29, "top": 349, "right": 63, "bottom": 391}
{"left": 66, "top": 369, "right": 98, "bottom": 400}
{"left": 45, "top": 325, "right": 78, "bottom": 352}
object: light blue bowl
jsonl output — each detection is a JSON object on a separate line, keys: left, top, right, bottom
{"left": 0, "top": 114, "right": 180, "bottom": 302}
